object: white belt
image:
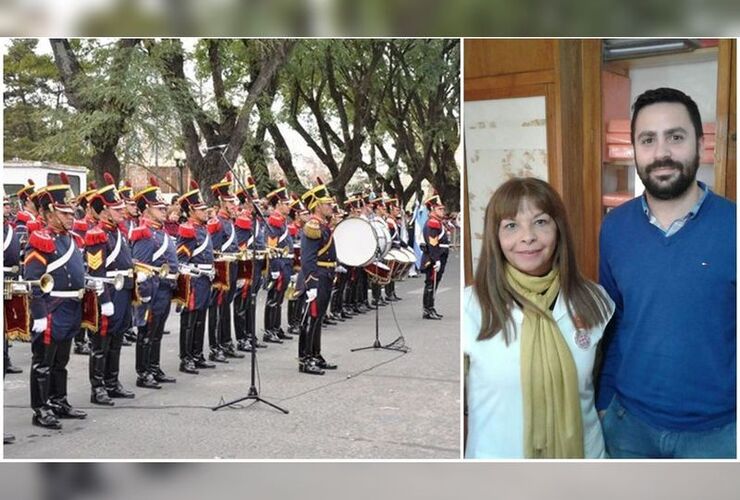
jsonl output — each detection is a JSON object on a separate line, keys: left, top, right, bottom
{"left": 439, "top": 244, "right": 451, "bottom": 248}
{"left": 50, "top": 290, "right": 85, "bottom": 299}
{"left": 195, "top": 264, "right": 213, "bottom": 270}
{"left": 283, "top": 254, "right": 295, "bottom": 259}
{"left": 3, "top": 266, "right": 17, "bottom": 272}
{"left": 106, "top": 269, "right": 134, "bottom": 278}
{"left": 165, "top": 273, "right": 179, "bottom": 280}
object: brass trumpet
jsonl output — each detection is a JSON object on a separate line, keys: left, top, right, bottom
{"left": 3, "top": 274, "right": 55, "bottom": 300}
{"left": 178, "top": 264, "right": 216, "bottom": 280}
{"left": 214, "top": 250, "right": 252, "bottom": 262}
{"left": 85, "top": 274, "right": 125, "bottom": 293}
{"left": 134, "top": 262, "right": 170, "bottom": 278}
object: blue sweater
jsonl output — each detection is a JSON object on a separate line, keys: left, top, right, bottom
{"left": 597, "top": 190, "right": 736, "bottom": 431}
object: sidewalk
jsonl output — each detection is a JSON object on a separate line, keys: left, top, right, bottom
{"left": 3, "top": 253, "right": 461, "bottom": 459}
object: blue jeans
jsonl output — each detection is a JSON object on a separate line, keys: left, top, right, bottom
{"left": 602, "top": 395, "right": 737, "bottom": 459}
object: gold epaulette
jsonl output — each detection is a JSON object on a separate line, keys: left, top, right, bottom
{"left": 304, "top": 219, "right": 321, "bottom": 240}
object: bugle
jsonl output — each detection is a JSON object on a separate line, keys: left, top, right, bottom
{"left": 178, "top": 264, "right": 216, "bottom": 280}
{"left": 85, "top": 273, "right": 125, "bottom": 293}
{"left": 134, "top": 262, "right": 170, "bottom": 278}
{"left": 3, "top": 274, "right": 55, "bottom": 300}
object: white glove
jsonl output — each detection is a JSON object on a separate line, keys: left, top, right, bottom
{"left": 433, "top": 261, "right": 441, "bottom": 272}
{"left": 236, "top": 279, "right": 246, "bottom": 288}
{"left": 336, "top": 265, "right": 347, "bottom": 273}
{"left": 141, "top": 296, "right": 151, "bottom": 303}
{"left": 271, "top": 271, "right": 280, "bottom": 280}
{"left": 136, "top": 271, "right": 148, "bottom": 283}
{"left": 32, "top": 318, "right": 48, "bottom": 333}
{"left": 101, "top": 302, "right": 115, "bottom": 317}
{"left": 306, "top": 288, "right": 318, "bottom": 302}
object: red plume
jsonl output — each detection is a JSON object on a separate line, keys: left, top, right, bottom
{"left": 104, "top": 172, "right": 115, "bottom": 185}
{"left": 190, "top": 180, "right": 199, "bottom": 190}
{"left": 291, "top": 193, "right": 299, "bottom": 201}
{"left": 247, "top": 176, "right": 255, "bottom": 184}
{"left": 125, "top": 180, "right": 132, "bottom": 188}
{"left": 88, "top": 180, "right": 97, "bottom": 190}
{"left": 279, "top": 179, "right": 286, "bottom": 188}
{"left": 28, "top": 179, "right": 35, "bottom": 185}
{"left": 225, "top": 172, "right": 232, "bottom": 181}
{"left": 149, "top": 176, "right": 159, "bottom": 187}
{"left": 60, "top": 172, "right": 70, "bottom": 184}
{"left": 316, "top": 177, "right": 324, "bottom": 185}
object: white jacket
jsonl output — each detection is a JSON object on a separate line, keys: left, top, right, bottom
{"left": 463, "top": 285, "right": 614, "bottom": 459}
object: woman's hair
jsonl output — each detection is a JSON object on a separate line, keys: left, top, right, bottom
{"left": 473, "top": 177, "right": 610, "bottom": 344}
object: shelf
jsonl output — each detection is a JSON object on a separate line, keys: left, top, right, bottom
{"left": 602, "top": 191, "right": 634, "bottom": 209}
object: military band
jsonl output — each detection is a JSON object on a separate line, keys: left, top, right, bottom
{"left": 4, "top": 170, "right": 453, "bottom": 435}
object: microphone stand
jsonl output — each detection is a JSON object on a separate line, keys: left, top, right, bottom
{"left": 211, "top": 145, "right": 288, "bottom": 414}
{"left": 350, "top": 253, "right": 408, "bottom": 354}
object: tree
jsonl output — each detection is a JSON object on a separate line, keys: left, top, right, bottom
{"left": 3, "top": 39, "right": 88, "bottom": 165}
{"left": 50, "top": 38, "right": 143, "bottom": 184}
{"left": 147, "top": 38, "right": 294, "bottom": 201}
{"left": 379, "top": 39, "right": 460, "bottom": 211}
{"left": 281, "top": 40, "right": 386, "bottom": 201}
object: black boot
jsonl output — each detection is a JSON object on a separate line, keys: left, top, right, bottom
{"left": 209, "top": 347, "right": 229, "bottom": 363}
{"left": 136, "top": 372, "right": 162, "bottom": 389}
{"left": 32, "top": 407, "right": 62, "bottom": 430}
{"left": 48, "top": 397, "right": 87, "bottom": 419}
{"left": 299, "top": 356, "right": 325, "bottom": 375}
{"left": 89, "top": 336, "right": 114, "bottom": 405}
{"left": 91, "top": 386, "right": 114, "bottom": 406}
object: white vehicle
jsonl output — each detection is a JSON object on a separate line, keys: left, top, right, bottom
{"left": 3, "top": 160, "right": 88, "bottom": 202}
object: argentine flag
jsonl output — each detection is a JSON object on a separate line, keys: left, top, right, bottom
{"left": 413, "top": 199, "right": 428, "bottom": 270}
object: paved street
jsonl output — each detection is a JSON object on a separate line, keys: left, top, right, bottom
{"left": 3, "top": 253, "right": 461, "bottom": 459}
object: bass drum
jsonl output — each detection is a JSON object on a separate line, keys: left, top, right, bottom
{"left": 333, "top": 217, "right": 378, "bottom": 267}
{"left": 370, "top": 219, "right": 391, "bottom": 259}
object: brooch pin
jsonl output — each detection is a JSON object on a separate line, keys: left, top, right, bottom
{"left": 574, "top": 329, "right": 591, "bottom": 350}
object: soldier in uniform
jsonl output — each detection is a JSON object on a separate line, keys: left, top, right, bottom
{"left": 244, "top": 178, "right": 270, "bottom": 347}
{"left": 117, "top": 180, "right": 139, "bottom": 240}
{"left": 207, "top": 173, "right": 245, "bottom": 362}
{"left": 298, "top": 178, "right": 338, "bottom": 375}
{"left": 117, "top": 180, "right": 139, "bottom": 345}
{"left": 130, "top": 178, "right": 178, "bottom": 387}
{"left": 233, "top": 186, "right": 257, "bottom": 352}
{"left": 4, "top": 194, "right": 23, "bottom": 443}
{"left": 176, "top": 180, "right": 216, "bottom": 374}
{"left": 71, "top": 182, "right": 98, "bottom": 355}
{"left": 85, "top": 173, "right": 137, "bottom": 405}
{"left": 286, "top": 193, "right": 309, "bottom": 337}
{"left": 263, "top": 180, "right": 295, "bottom": 343}
{"left": 328, "top": 203, "right": 349, "bottom": 322}
{"left": 384, "top": 194, "right": 404, "bottom": 302}
{"left": 421, "top": 192, "right": 449, "bottom": 320}
{"left": 23, "top": 173, "right": 87, "bottom": 429}
{"left": 370, "top": 195, "right": 389, "bottom": 307}
{"left": 14, "top": 179, "right": 41, "bottom": 255}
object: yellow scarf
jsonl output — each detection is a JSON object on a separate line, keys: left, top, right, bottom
{"left": 506, "top": 264, "right": 584, "bottom": 458}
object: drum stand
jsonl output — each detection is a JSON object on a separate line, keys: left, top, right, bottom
{"left": 351, "top": 274, "right": 409, "bottom": 354}
{"left": 212, "top": 292, "right": 289, "bottom": 414}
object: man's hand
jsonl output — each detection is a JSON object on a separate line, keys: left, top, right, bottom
{"left": 306, "top": 288, "right": 318, "bottom": 302}
{"left": 32, "top": 318, "right": 48, "bottom": 333}
{"left": 101, "top": 302, "right": 115, "bottom": 317}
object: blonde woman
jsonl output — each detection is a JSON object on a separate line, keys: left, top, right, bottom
{"left": 464, "top": 177, "right": 614, "bottom": 458}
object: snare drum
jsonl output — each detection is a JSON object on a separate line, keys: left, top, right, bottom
{"left": 384, "top": 248, "right": 405, "bottom": 281}
{"left": 395, "top": 248, "right": 417, "bottom": 281}
{"left": 364, "top": 261, "right": 392, "bottom": 285}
